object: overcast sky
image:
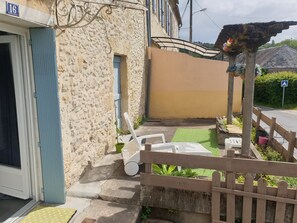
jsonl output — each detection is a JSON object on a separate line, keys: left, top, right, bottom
{"left": 178, "top": 0, "right": 297, "bottom": 44}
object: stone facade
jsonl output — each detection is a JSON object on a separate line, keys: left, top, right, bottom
{"left": 10, "top": 0, "right": 181, "bottom": 188}
{"left": 56, "top": 1, "right": 181, "bottom": 187}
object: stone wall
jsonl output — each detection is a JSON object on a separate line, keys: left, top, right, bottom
{"left": 56, "top": 1, "right": 175, "bottom": 187}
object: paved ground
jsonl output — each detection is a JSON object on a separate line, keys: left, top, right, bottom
{"left": 57, "top": 119, "right": 217, "bottom": 223}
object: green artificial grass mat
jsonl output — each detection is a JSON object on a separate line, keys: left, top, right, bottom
{"left": 171, "top": 128, "right": 220, "bottom": 178}
{"left": 171, "top": 128, "right": 220, "bottom": 157}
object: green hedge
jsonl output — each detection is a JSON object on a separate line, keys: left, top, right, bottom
{"left": 254, "top": 72, "right": 297, "bottom": 106}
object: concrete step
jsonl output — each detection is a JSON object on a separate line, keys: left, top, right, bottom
{"left": 68, "top": 152, "right": 140, "bottom": 206}
{"left": 79, "top": 153, "right": 123, "bottom": 183}
{"left": 72, "top": 199, "right": 141, "bottom": 223}
{"left": 68, "top": 174, "right": 140, "bottom": 205}
{"left": 99, "top": 176, "right": 140, "bottom": 205}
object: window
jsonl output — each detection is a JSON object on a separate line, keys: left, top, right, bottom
{"left": 161, "top": 0, "right": 164, "bottom": 27}
{"left": 158, "top": 0, "right": 161, "bottom": 22}
{"left": 152, "top": 0, "right": 156, "bottom": 14}
{"left": 166, "top": 2, "right": 170, "bottom": 34}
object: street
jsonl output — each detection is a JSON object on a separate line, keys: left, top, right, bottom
{"left": 254, "top": 106, "right": 297, "bottom": 157}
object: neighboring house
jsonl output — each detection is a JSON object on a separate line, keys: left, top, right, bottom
{"left": 237, "top": 45, "right": 297, "bottom": 73}
{"left": 0, "top": 0, "right": 181, "bottom": 218}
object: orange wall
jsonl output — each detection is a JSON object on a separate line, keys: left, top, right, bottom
{"left": 149, "top": 48, "right": 242, "bottom": 119}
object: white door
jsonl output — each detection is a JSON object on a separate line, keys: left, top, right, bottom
{"left": 114, "top": 56, "right": 122, "bottom": 128}
{"left": 0, "top": 35, "right": 30, "bottom": 199}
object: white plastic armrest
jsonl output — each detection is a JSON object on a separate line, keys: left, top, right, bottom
{"left": 138, "top": 133, "right": 166, "bottom": 143}
{"left": 151, "top": 143, "right": 178, "bottom": 153}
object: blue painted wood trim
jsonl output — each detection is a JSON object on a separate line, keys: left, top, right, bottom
{"left": 30, "top": 28, "right": 65, "bottom": 204}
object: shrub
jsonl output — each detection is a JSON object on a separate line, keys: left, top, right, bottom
{"left": 254, "top": 71, "right": 297, "bottom": 107}
{"left": 256, "top": 145, "right": 285, "bottom": 162}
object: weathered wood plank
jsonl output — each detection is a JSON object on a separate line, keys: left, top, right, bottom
{"left": 212, "top": 187, "right": 297, "bottom": 205}
{"left": 140, "top": 173, "right": 212, "bottom": 192}
{"left": 140, "top": 151, "right": 297, "bottom": 177}
{"left": 145, "top": 144, "right": 152, "bottom": 173}
{"left": 274, "top": 123, "right": 290, "bottom": 141}
{"left": 275, "top": 181, "right": 288, "bottom": 223}
{"left": 255, "top": 108, "right": 262, "bottom": 129}
{"left": 226, "top": 173, "right": 235, "bottom": 223}
{"left": 242, "top": 174, "right": 253, "bottom": 223}
{"left": 271, "top": 138, "right": 289, "bottom": 161}
{"left": 261, "top": 113, "right": 272, "bottom": 126}
{"left": 269, "top": 117, "right": 276, "bottom": 142}
{"left": 292, "top": 190, "right": 297, "bottom": 223}
{"left": 287, "top": 131, "right": 296, "bottom": 162}
{"left": 256, "top": 178, "right": 267, "bottom": 223}
{"left": 253, "top": 107, "right": 260, "bottom": 116}
{"left": 212, "top": 171, "right": 221, "bottom": 222}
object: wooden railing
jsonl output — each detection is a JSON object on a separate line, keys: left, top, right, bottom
{"left": 140, "top": 144, "right": 297, "bottom": 222}
{"left": 253, "top": 107, "right": 297, "bottom": 162}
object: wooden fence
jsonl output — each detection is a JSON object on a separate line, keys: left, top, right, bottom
{"left": 253, "top": 107, "right": 297, "bottom": 162}
{"left": 141, "top": 145, "right": 297, "bottom": 223}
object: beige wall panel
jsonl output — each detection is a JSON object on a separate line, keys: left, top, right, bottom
{"left": 149, "top": 48, "right": 242, "bottom": 119}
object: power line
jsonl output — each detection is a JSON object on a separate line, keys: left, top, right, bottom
{"left": 193, "top": 0, "right": 221, "bottom": 30}
{"left": 181, "top": 0, "right": 190, "bottom": 20}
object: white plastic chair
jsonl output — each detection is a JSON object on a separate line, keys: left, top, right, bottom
{"left": 121, "top": 112, "right": 212, "bottom": 176}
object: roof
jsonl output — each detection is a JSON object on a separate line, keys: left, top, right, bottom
{"left": 152, "top": 37, "right": 220, "bottom": 58}
{"left": 214, "top": 21, "right": 297, "bottom": 57}
{"left": 237, "top": 45, "right": 297, "bottom": 69}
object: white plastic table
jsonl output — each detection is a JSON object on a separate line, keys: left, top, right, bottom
{"left": 225, "top": 137, "right": 242, "bottom": 150}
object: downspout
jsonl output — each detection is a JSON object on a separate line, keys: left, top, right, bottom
{"left": 146, "top": 0, "right": 152, "bottom": 47}
{"left": 145, "top": 0, "right": 152, "bottom": 118}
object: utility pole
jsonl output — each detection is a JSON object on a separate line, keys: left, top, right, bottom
{"left": 189, "top": 0, "right": 193, "bottom": 42}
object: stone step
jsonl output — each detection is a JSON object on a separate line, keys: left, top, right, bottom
{"left": 68, "top": 152, "right": 140, "bottom": 206}
{"left": 79, "top": 153, "right": 123, "bottom": 183}
{"left": 68, "top": 175, "right": 140, "bottom": 205}
{"left": 144, "top": 220, "right": 174, "bottom": 223}
{"left": 99, "top": 176, "right": 140, "bottom": 205}
{"left": 71, "top": 199, "right": 141, "bottom": 223}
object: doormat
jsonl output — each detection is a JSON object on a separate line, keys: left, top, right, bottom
{"left": 20, "top": 205, "right": 77, "bottom": 223}
{"left": 172, "top": 128, "right": 220, "bottom": 156}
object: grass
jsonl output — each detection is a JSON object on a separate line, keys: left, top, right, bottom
{"left": 171, "top": 128, "right": 220, "bottom": 178}
{"left": 171, "top": 128, "right": 220, "bottom": 156}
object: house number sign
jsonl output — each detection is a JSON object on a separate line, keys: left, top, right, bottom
{"left": 6, "top": 2, "right": 19, "bottom": 17}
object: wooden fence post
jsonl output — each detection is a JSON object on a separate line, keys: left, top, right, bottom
{"left": 226, "top": 172, "right": 236, "bottom": 223}
{"left": 292, "top": 190, "right": 297, "bottom": 223}
{"left": 226, "top": 150, "right": 235, "bottom": 182}
{"left": 256, "top": 178, "right": 267, "bottom": 223}
{"left": 287, "top": 131, "right": 296, "bottom": 162}
{"left": 269, "top": 117, "right": 276, "bottom": 143}
{"left": 242, "top": 174, "right": 253, "bottom": 223}
{"left": 145, "top": 144, "right": 152, "bottom": 173}
{"left": 275, "top": 181, "right": 288, "bottom": 223}
{"left": 211, "top": 171, "right": 221, "bottom": 222}
{"left": 256, "top": 108, "right": 262, "bottom": 130}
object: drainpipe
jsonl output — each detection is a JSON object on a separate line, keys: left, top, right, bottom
{"left": 146, "top": 0, "right": 152, "bottom": 47}
{"left": 145, "top": 0, "right": 152, "bottom": 118}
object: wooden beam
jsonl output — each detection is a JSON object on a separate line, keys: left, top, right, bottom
{"left": 242, "top": 51, "right": 257, "bottom": 156}
{"left": 227, "top": 56, "right": 236, "bottom": 124}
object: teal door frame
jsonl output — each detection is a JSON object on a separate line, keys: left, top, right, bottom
{"left": 30, "top": 28, "right": 65, "bottom": 204}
